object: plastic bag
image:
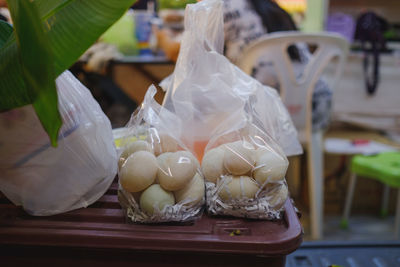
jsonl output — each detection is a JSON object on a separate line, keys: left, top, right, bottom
{"left": 202, "top": 122, "right": 289, "bottom": 219}
{"left": 158, "top": 0, "right": 299, "bottom": 219}
{"left": 162, "top": 0, "right": 302, "bottom": 158}
{"left": 117, "top": 86, "right": 204, "bottom": 223}
{"left": 0, "top": 71, "right": 118, "bottom": 216}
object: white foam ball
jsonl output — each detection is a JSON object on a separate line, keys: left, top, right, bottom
{"left": 223, "top": 141, "right": 255, "bottom": 175}
{"left": 201, "top": 147, "right": 226, "bottom": 183}
{"left": 218, "top": 175, "right": 259, "bottom": 201}
{"left": 268, "top": 184, "right": 288, "bottom": 210}
{"left": 120, "top": 151, "right": 157, "bottom": 192}
{"left": 253, "top": 148, "right": 288, "bottom": 186}
{"left": 158, "top": 151, "right": 197, "bottom": 191}
{"left": 140, "top": 184, "right": 175, "bottom": 215}
{"left": 119, "top": 140, "right": 153, "bottom": 169}
{"left": 174, "top": 173, "right": 205, "bottom": 205}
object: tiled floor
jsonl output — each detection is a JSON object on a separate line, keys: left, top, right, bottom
{"left": 288, "top": 214, "right": 400, "bottom": 267}
{"left": 301, "top": 213, "right": 397, "bottom": 241}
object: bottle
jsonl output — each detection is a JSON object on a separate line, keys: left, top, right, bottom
{"left": 134, "top": 1, "right": 156, "bottom": 56}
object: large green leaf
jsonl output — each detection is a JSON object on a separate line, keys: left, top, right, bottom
{"left": 41, "top": 0, "right": 135, "bottom": 75}
{"left": 35, "top": 0, "right": 69, "bottom": 19}
{"left": 0, "top": 0, "right": 135, "bottom": 145}
{"left": 0, "top": 22, "right": 30, "bottom": 108}
{"left": 8, "top": 0, "right": 61, "bottom": 147}
{"left": 0, "top": 0, "right": 135, "bottom": 110}
{"left": 0, "top": 20, "right": 12, "bottom": 48}
{"left": 0, "top": 34, "right": 32, "bottom": 108}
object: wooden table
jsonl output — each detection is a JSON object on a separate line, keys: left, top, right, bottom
{"left": 108, "top": 54, "right": 175, "bottom": 105}
{"left": 0, "top": 181, "right": 302, "bottom": 267}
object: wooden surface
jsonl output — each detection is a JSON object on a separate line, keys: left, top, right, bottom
{"left": 0, "top": 180, "right": 302, "bottom": 266}
{"left": 110, "top": 62, "right": 174, "bottom": 105}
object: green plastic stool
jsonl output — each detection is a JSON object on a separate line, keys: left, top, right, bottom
{"left": 340, "top": 152, "right": 400, "bottom": 237}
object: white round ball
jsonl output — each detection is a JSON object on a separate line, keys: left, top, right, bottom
{"left": 156, "top": 152, "right": 173, "bottom": 183}
{"left": 223, "top": 141, "right": 255, "bottom": 175}
{"left": 140, "top": 184, "right": 175, "bottom": 215}
{"left": 201, "top": 147, "right": 226, "bottom": 183}
{"left": 160, "top": 134, "right": 180, "bottom": 154}
{"left": 218, "top": 175, "right": 259, "bottom": 201}
{"left": 158, "top": 151, "right": 197, "bottom": 191}
{"left": 156, "top": 152, "right": 173, "bottom": 168}
{"left": 174, "top": 173, "right": 205, "bottom": 205}
{"left": 119, "top": 140, "right": 153, "bottom": 169}
{"left": 120, "top": 151, "right": 157, "bottom": 192}
{"left": 268, "top": 184, "right": 288, "bottom": 210}
{"left": 147, "top": 132, "right": 179, "bottom": 156}
{"left": 178, "top": 150, "right": 200, "bottom": 169}
{"left": 253, "top": 148, "right": 288, "bottom": 185}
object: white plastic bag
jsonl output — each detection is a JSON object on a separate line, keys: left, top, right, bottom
{"left": 117, "top": 86, "right": 204, "bottom": 223}
{"left": 162, "top": 0, "right": 302, "bottom": 158}
{"left": 202, "top": 122, "right": 289, "bottom": 219}
{"left": 159, "top": 0, "right": 300, "bottom": 219}
{"left": 0, "top": 71, "right": 117, "bottom": 216}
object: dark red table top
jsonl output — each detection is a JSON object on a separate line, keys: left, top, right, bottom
{"left": 0, "top": 181, "right": 303, "bottom": 257}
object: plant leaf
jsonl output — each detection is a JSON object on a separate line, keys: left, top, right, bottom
{"left": 0, "top": 0, "right": 135, "bottom": 145}
{"left": 1, "top": 0, "right": 135, "bottom": 110}
{"left": 0, "top": 0, "right": 135, "bottom": 111}
{"left": 39, "top": 0, "right": 135, "bottom": 75}
{"left": 0, "top": 35, "right": 32, "bottom": 109}
{"left": 8, "top": 0, "right": 61, "bottom": 146}
{"left": 0, "top": 20, "right": 12, "bottom": 48}
{"left": 0, "top": 22, "right": 30, "bottom": 108}
{"left": 35, "top": 0, "right": 69, "bottom": 19}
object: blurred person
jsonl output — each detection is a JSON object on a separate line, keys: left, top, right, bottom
{"left": 157, "top": 0, "right": 332, "bottom": 131}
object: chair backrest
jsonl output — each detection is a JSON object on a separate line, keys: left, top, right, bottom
{"left": 237, "top": 31, "right": 349, "bottom": 134}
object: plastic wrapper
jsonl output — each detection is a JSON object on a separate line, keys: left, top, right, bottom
{"left": 161, "top": 0, "right": 302, "bottom": 158}
{"left": 117, "top": 86, "right": 205, "bottom": 223}
{"left": 157, "top": 0, "right": 299, "bottom": 219}
{"left": 203, "top": 122, "right": 289, "bottom": 219}
{"left": 0, "top": 71, "right": 117, "bottom": 216}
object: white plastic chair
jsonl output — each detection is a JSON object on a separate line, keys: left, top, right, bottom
{"left": 237, "top": 31, "right": 349, "bottom": 239}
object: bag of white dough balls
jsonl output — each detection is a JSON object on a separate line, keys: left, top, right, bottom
{"left": 202, "top": 123, "right": 289, "bottom": 219}
{"left": 117, "top": 86, "right": 205, "bottom": 223}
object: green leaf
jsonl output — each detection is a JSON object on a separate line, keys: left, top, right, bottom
{"left": 159, "top": 0, "right": 196, "bottom": 9}
{"left": 1, "top": 0, "right": 135, "bottom": 111}
{"left": 0, "top": 0, "right": 135, "bottom": 145}
{"left": 35, "top": 0, "right": 69, "bottom": 19}
{"left": 39, "top": 0, "right": 135, "bottom": 75}
{"left": 0, "top": 22, "right": 31, "bottom": 109}
{"left": 0, "top": 22, "right": 30, "bottom": 109}
{"left": 8, "top": 0, "right": 61, "bottom": 146}
{"left": 0, "top": 35, "right": 32, "bottom": 109}
{"left": 0, "top": 20, "right": 12, "bottom": 48}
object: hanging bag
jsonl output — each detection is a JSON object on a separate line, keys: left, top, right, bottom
{"left": 354, "top": 12, "right": 388, "bottom": 95}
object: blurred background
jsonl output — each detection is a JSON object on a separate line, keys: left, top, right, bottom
{"left": 57, "top": 0, "right": 400, "bottom": 242}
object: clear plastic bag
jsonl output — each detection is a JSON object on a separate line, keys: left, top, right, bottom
{"left": 162, "top": 0, "right": 302, "bottom": 158}
{"left": 158, "top": 0, "right": 300, "bottom": 219}
{"left": 0, "top": 71, "right": 117, "bottom": 216}
{"left": 117, "top": 86, "right": 204, "bottom": 223}
{"left": 203, "top": 122, "right": 289, "bottom": 219}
